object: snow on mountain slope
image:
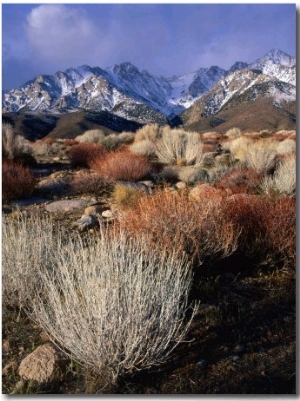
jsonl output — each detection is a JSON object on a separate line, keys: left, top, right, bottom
{"left": 2, "top": 49, "right": 296, "bottom": 124}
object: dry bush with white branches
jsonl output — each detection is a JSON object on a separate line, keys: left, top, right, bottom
{"left": 21, "top": 225, "right": 197, "bottom": 384}
{"left": 225, "top": 127, "right": 242, "bottom": 138}
{"left": 262, "top": 153, "right": 296, "bottom": 197}
{"left": 129, "top": 139, "right": 157, "bottom": 158}
{"left": 2, "top": 214, "right": 59, "bottom": 310}
{"left": 156, "top": 129, "right": 203, "bottom": 166}
{"left": 75, "top": 129, "right": 105, "bottom": 144}
{"left": 276, "top": 138, "right": 296, "bottom": 154}
{"left": 2, "top": 123, "right": 32, "bottom": 160}
{"left": 134, "top": 124, "right": 161, "bottom": 143}
{"left": 244, "top": 139, "right": 277, "bottom": 174}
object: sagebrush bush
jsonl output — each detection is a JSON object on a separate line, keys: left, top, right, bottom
{"left": 276, "top": 138, "right": 296, "bottom": 154}
{"left": 222, "top": 136, "right": 253, "bottom": 164}
{"left": 100, "top": 134, "right": 122, "bottom": 151}
{"left": 225, "top": 127, "right": 242, "bottom": 138}
{"left": 2, "top": 159, "right": 36, "bottom": 202}
{"left": 113, "top": 183, "right": 144, "bottom": 208}
{"left": 2, "top": 123, "right": 32, "bottom": 160}
{"left": 119, "top": 188, "right": 238, "bottom": 265}
{"left": 2, "top": 214, "right": 58, "bottom": 309}
{"left": 67, "top": 143, "right": 107, "bottom": 167}
{"left": 75, "top": 129, "right": 105, "bottom": 144}
{"left": 244, "top": 139, "right": 277, "bottom": 174}
{"left": 134, "top": 124, "right": 161, "bottom": 143}
{"left": 129, "top": 139, "right": 157, "bottom": 158}
{"left": 27, "top": 227, "right": 197, "bottom": 383}
{"left": 262, "top": 153, "right": 296, "bottom": 197}
{"left": 90, "top": 150, "right": 153, "bottom": 181}
{"left": 156, "top": 129, "right": 203, "bottom": 166}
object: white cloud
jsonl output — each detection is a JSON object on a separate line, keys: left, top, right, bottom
{"left": 26, "top": 5, "right": 97, "bottom": 63}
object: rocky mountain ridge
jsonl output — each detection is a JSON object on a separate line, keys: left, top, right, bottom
{"left": 2, "top": 49, "right": 296, "bottom": 127}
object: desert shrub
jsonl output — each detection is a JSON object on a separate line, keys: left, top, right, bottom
{"left": 67, "top": 143, "right": 107, "bottom": 167}
{"left": 2, "top": 123, "right": 32, "bottom": 161}
{"left": 134, "top": 124, "right": 161, "bottom": 143}
{"left": 100, "top": 134, "right": 122, "bottom": 151}
{"left": 75, "top": 129, "right": 105, "bottom": 144}
{"left": 113, "top": 183, "right": 144, "bottom": 208}
{"left": 177, "top": 165, "right": 211, "bottom": 184}
{"left": 118, "top": 188, "right": 238, "bottom": 266}
{"left": 225, "top": 194, "right": 295, "bottom": 269}
{"left": 28, "top": 228, "right": 197, "bottom": 384}
{"left": 2, "top": 213, "right": 58, "bottom": 309}
{"left": 221, "top": 136, "right": 253, "bottom": 164}
{"left": 263, "top": 197, "right": 296, "bottom": 269}
{"left": 118, "top": 131, "right": 135, "bottom": 144}
{"left": 276, "top": 138, "right": 296, "bottom": 154}
{"left": 225, "top": 127, "right": 242, "bottom": 138}
{"left": 2, "top": 159, "right": 36, "bottom": 202}
{"left": 156, "top": 129, "right": 203, "bottom": 166}
{"left": 90, "top": 150, "right": 153, "bottom": 182}
{"left": 244, "top": 139, "right": 277, "bottom": 174}
{"left": 215, "top": 167, "right": 262, "bottom": 195}
{"left": 261, "top": 153, "right": 296, "bottom": 197}
{"left": 70, "top": 172, "right": 114, "bottom": 196}
{"left": 129, "top": 139, "right": 157, "bottom": 158}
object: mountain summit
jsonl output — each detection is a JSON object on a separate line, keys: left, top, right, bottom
{"left": 2, "top": 49, "right": 296, "bottom": 128}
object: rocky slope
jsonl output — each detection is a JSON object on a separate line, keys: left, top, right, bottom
{"left": 2, "top": 49, "right": 296, "bottom": 132}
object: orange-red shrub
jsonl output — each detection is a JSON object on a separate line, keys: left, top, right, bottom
{"left": 118, "top": 188, "right": 238, "bottom": 265}
{"left": 90, "top": 149, "right": 154, "bottom": 182}
{"left": 2, "top": 159, "right": 36, "bottom": 202}
{"left": 67, "top": 143, "right": 107, "bottom": 167}
{"left": 225, "top": 194, "right": 295, "bottom": 269}
{"left": 215, "top": 168, "right": 262, "bottom": 194}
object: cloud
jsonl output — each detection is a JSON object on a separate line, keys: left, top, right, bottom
{"left": 26, "top": 5, "right": 98, "bottom": 64}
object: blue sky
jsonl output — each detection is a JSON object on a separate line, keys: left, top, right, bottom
{"left": 2, "top": 3, "right": 296, "bottom": 91}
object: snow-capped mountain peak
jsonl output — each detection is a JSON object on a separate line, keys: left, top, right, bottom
{"left": 2, "top": 49, "right": 296, "bottom": 125}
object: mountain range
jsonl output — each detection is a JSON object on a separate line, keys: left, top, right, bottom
{"left": 2, "top": 49, "right": 296, "bottom": 136}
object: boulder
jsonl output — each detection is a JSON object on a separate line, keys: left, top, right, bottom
{"left": 18, "top": 343, "right": 60, "bottom": 383}
{"left": 45, "top": 199, "right": 90, "bottom": 213}
{"left": 72, "top": 214, "right": 99, "bottom": 232}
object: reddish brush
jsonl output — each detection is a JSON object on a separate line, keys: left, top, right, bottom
{"left": 2, "top": 159, "right": 36, "bottom": 202}
{"left": 90, "top": 149, "right": 153, "bottom": 181}
{"left": 215, "top": 168, "right": 262, "bottom": 194}
{"left": 67, "top": 143, "right": 107, "bottom": 167}
{"left": 118, "top": 188, "right": 238, "bottom": 265}
{"left": 225, "top": 194, "right": 295, "bottom": 269}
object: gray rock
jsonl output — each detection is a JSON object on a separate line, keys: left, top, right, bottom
{"left": 45, "top": 199, "right": 90, "bottom": 213}
{"left": 11, "top": 197, "right": 49, "bottom": 207}
{"left": 18, "top": 343, "right": 60, "bottom": 383}
{"left": 102, "top": 209, "right": 118, "bottom": 219}
{"left": 36, "top": 177, "right": 70, "bottom": 196}
{"left": 72, "top": 214, "right": 99, "bottom": 232}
